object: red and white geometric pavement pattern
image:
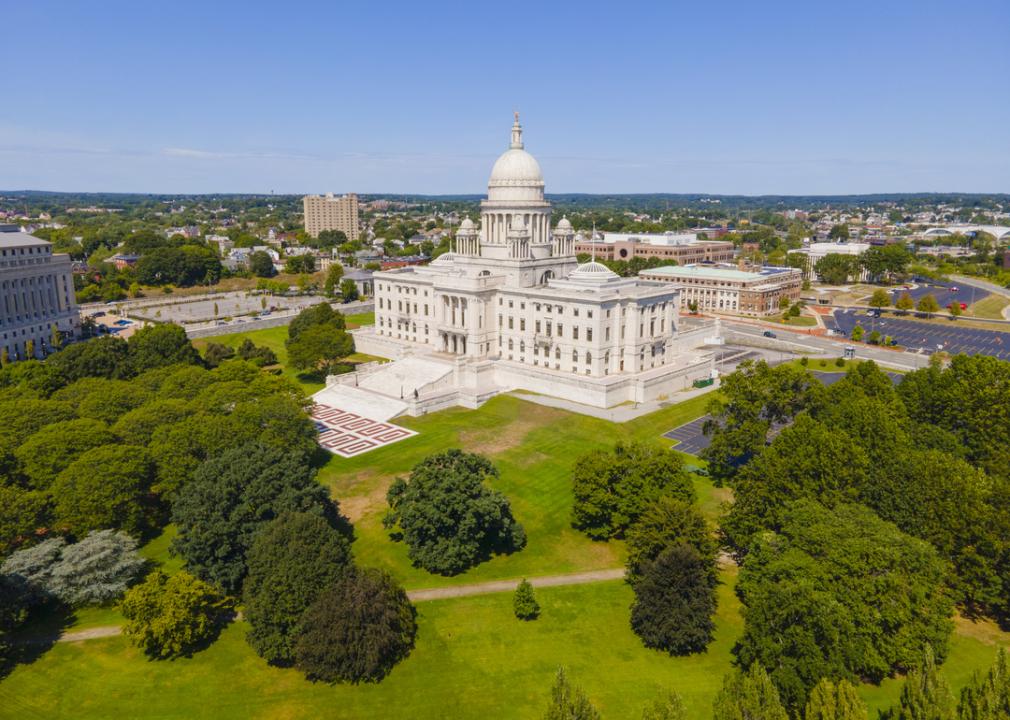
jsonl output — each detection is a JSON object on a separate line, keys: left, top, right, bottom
{"left": 311, "top": 403, "right": 417, "bottom": 458}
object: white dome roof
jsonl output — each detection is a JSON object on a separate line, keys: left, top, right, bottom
{"left": 556, "top": 216, "right": 573, "bottom": 231}
{"left": 489, "top": 148, "right": 543, "bottom": 187}
{"left": 568, "top": 260, "right": 619, "bottom": 282}
{"left": 459, "top": 217, "right": 475, "bottom": 230}
{"left": 431, "top": 251, "right": 456, "bottom": 265}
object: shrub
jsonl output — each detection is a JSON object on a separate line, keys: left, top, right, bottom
{"left": 835, "top": 357, "right": 845, "bottom": 367}
{"left": 293, "top": 569, "right": 416, "bottom": 683}
{"left": 120, "top": 571, "right": 233, "bottom": 659}
{"left": 513, "top": 579, "right": 540, "bottom": 620}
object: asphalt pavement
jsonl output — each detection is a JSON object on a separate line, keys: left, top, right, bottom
{"left": 831, "top": 309, "right": 1010, "bottom": 360}
{"left": 888, "top": 279, "right": 989, "bottom": 308}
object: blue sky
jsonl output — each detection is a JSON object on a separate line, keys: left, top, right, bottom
{"left": 2, "top": 0, "right": 1008, "bottom": 195}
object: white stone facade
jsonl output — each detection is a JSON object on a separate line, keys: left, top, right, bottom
{"left": 352, "top": 116, "right": 713, "bottom": 411}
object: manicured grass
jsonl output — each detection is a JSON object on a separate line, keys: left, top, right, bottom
{"left": 193, "top": 318, "right": 382, "bottom": 394}
{"left": 319, "top": 393, "right": 717, "bottom": 590}
{"left": 967, "top": 293, "right": 1010, "bottom": 320}
{"left": 768, "top": 313, "right": 817, "bottom": 327}
{"left": 0, "top": 573, "right": 744, "bottom": 720}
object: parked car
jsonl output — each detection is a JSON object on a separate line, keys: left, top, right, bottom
{"left": 763, "top": 330, "right": 777, "bottom": 338}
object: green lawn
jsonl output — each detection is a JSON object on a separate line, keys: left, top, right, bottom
{"left": 0, "top": 574, "right": 743, "bottom": 720}
{"left": 967, "top": 294, "right": 1010, "bottom": 320}
{"left": 4, "top": 568, "right": 1006, "bottom": 720}
{"left": 767, "top": 313, "right": 817, "bottom": 327}
{"left": 318, "top": 393, "right": 716, "bottom": 590}
{"left": 193, "top": 314, "right": 381, "bottom": 393}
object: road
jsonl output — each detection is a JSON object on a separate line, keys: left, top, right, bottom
{"left": 722, "top": 320, "right": 933, "bottom": 370}
{"left": 831, "top": 309, "right": 1010, "bottom": 360}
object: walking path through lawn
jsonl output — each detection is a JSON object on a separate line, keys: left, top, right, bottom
{"left": 37, "top": 568, "right": 627, "bottom": 645}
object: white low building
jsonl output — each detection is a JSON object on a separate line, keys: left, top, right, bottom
{"left": 349, "top": 115, "right": 715, "bottom": 412}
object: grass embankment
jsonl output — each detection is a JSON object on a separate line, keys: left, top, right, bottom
{"left": 192, "top": 314, "right": 380, "bottom": 393}
{"left": 767, "top": 313, "right": 818, "bottom": 327}
{"left": 967, "top": 294, "right": 1010, "bottom": 320}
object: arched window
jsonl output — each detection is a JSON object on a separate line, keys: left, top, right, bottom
{"left": 509, "top": 339, "right": 514, "bottom": 350}
{"left": 555, "top": 347, "right": 561, "bottom": 359}
{"left": 585, "top": 351, "right": 592, "bottom": 364}
{"left": 572, "top": 349, "right": 578, "bottom": 363}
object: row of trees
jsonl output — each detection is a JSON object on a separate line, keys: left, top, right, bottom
{"left": 813, "top": 244, "right": 911, "bottom": 284}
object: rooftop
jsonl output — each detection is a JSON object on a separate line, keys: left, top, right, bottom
{"left": 0, "top": 232, "right": 51, "bottom": 249}
{"left": 641, "top": 264, "right": 797, "bottom": 281}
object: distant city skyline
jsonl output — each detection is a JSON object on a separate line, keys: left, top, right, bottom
{"left": 2, "top": 0, "right": 1008, "bottom": 195}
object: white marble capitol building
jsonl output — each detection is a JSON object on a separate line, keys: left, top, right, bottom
{"left": 344, "top": 115, "right": 717, "bottom": 413}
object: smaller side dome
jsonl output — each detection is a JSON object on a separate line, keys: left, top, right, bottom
{"left": 568, "top": 260, "right": 619, "bottom": 282}
{"left": 459, "top": 217, "right": 475, "bottom": 231}
{"left": 556, "top": 216, "right": 573, "bottom": 231}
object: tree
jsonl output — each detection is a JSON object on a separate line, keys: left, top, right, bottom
{"left": 171, "top": 442, "right": 337, "bottom": 594}
{"left": 543, "top": 668, "right": 601, "bottom": 720}
{"left": 814, "top": 254, "right": 856, "bottom": 285}
{"left": 868, "top": 329, "right": 881, "bottom": 345}
{"left": 49, "top": 323, "right": 62, "bottom": 351}
{"left": 803, "top": 678, "right": 867, "bottom": 720}
{"left": 896, "top": 292, "right": 915, "bottom": 313}
{"left": 3, "top": 530, "right": 148, "bottom": 606}
{"left": 15, "top": 418, "right": 117, "bottom": 490}
{"left": 851, "top": 324, "right": 864, "bottom": 342}
{"left": 948, "top": 302, "right": 962, "bottom": 319}
{"left": 127, "top": 323, "right": 201, "bottom": 373}
{"left": 890, "top": 645, "right": 956, "bottom": 720}
{"left": 713, "top": 663, "right": 789, "bottom": 720}
{"left": 384, "top": 450, "right": 526, "bottom": 575}
{"left": 243, "top": 512, "right": 352, "bottom": 665}
{"left": 284, "top": 255, "right": 315, "bottom": 274}
{"left": 779, "top": 295, "right": 792, "bottom": 311}
{"left": 286, "top": 324, "right": 355, "bottom": 375}
{"left": 313, "top": 230, "right": 347, "bottom": 249}
{"left": 829, "top": 224, "right": 850, "bottom": 241}
{"left": 323, "top": 263, "right": 344, "bottom": 297}
{"left": 248, "top": 251, "right": 276, "bottom": 277}
{"left": 917, "top": 294, "right": 940, "bottom": 314}
{"left": 120, "top": 571, "right": 234, "bottom": 659}
{"left": 287, "top": 303, "right": 346, "bottom": 342}
{"left": 293, "top": 569, "right": 416, "bottom": 683}
{"left": 630, "top": 544, "right": 717, "bottom": 654}
{"left": 203, "top": 342, "right": 235, "bottom": 367}
{"left": 51, "top": 444, "right": 158, "bottom": 537}
{"left": 735, "top": 502, "right": 954, "bottom": 710}
{"left": 0, "top": 484, "right": 50, "bottom": 556}
{"left": 339, "top": 278, "right": 359, "bottom": 302}
{"left": 625, "top": 496, "right": 714, "bottom": 584}
{"left": 513, "top": 578, "right": 540, "bottom": 620}
{"left": 642, "top": 692, "right": 688, "bottom": 720}
{"left": 869, "top": 289, "right": 892, "bottom": 309}
{"left": 48, "top": 335, "right": 129, "bottom": 381}
{"left": 957, "top": 649, "right": 1010, "bottom": 719}
{"left": 236, "top": 338, "right": 278, "bottom": 367}
{"left": 572, "top": 442, "right": 694, "bottom": 540}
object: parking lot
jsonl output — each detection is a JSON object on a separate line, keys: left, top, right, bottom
{"left": 891, "top": 279, "right": 988, "bottom": 308}
{"left": 662, "top": 370, "right": 904, "bottom": 456}
{"left": 830, "top": 309, "right": 1010, "bottom": 359}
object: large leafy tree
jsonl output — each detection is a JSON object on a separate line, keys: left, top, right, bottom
{"left": 171, "top": 442, "right": 338, "bottom": 594}
{"left": 625, "top": 496, "right": 715, "bottom": 585}
{"left": 384, "top": 449, "right": 526, "bottom": 575}
{"left": 51, "top": 445, "right": 158, "bottom": 537}
{"left": 287, "top": 303, "right": 346, "bottom": 342}
{"left": 0, "top": 484, "right": 50, "bottom": 556}
{"left": 243, "top": 512, "right": 352, "bottom": 665}
{"left": 629, "top": 543, "right": 717, "bottom": 655}
{"left": 47, "top": 335, "right": 130, "bottom": 381}
{"left": 293, "top": 569, "right": 416, "bottom": 683}
{"left": 120, "top": 571, "right": 234, "bottom": 659}
{"left": 735, "top": 501, "right": 954, "bottom": 710}
{"left": 713, "top": 663, "right": 789, "bottom": 720}
{"left": 286, "top": 324, "right": 355, "bottom": 375}
{"left": 814, "top": 254, "right": 857, "bottom": 285}
{"left": 572, "top": 442, "right": 693, "bottom": 540}
{"left": 701, "top": 360, "right": 826, "bottom": 486}
{"left": 126, "top": 323, "right": 201, "bottom": 373}
{"left": 15, "top": 418, "right": 116, "bottom": 490}
{"left": 722, "top": 414, "right": 869, "bottom": 553}
{"left": 543, "top": 668, "right": 601, "bottom": 720}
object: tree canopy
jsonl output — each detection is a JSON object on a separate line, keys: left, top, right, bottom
{"left": 572, "top": 442, "right": 694, "bottom": 540}
{"left": 384, "top": 449, "right": 526, "bottom": 575}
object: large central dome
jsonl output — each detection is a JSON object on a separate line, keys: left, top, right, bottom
{"left": 487, "top": 113, "right": 544, "bottom": 202}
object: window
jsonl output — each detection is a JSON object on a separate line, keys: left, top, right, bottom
{"left": 587, "top": 329, "right": 593, "bottom": 341}
{"left": 587, "top": 310, "right": 593, "bottom": 319}
{"left": 508, "top": 317, "right": 514, "bottom": 329}
{"left": 557, "top": 323, "right": 563, "bottom": 337}
{"left": 573, "top": 308, "right": 579, "bottom": 317}
{"left": 605, "top": 327, "right": 610, "bottom": 341}
{"left": 572, "top": 349, "right": 578, "bottom": 362}
{"left": 520, "top": 318, "right": 525, "bottom": 331}
{"left": 573, "top": 327, "right": 579, "bottom": 340}
{"left": 535, "top": 320, "right": 541, "bottom": 333}
{"left": 509, "top": 339, "right": 514, "bottom": 350}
